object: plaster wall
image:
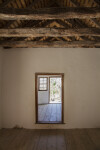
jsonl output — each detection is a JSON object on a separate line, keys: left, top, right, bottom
{"left": 1, "top": 48, "right": 100, "bottom": 129}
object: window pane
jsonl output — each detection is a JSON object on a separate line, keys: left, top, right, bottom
{"left": 40, "top": 84, "right": 44, "bottom": 86}
{"left": 39, "top": 77, "right": 48, "bottom": 91}
{"left": 40, "top": 78, "right": 43, "bottom": 81}
{"left": 39, "top": 86, "right": 43, "bottom": 88}
{"left": 44, "top": 85, "right": 46, "bottom": 88}
{"left": 40, "top": 81, "right": 44, "bottom": 83}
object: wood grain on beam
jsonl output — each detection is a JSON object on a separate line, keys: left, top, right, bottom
{"left": 0, "top": 28, "right": 100, "bottom": 37}
{"left": 0, "top": 7, "right": 100, "bottom": 20}
{"left": 0, "top": 40, "right": 100, "bottom": 48}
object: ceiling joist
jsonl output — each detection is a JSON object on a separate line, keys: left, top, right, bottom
{"left": 0, "top": 7, "right": 100, "bottom": 20}
{"left": 0, "top": 40, "right": 100, "bottom": 48}
{"left": 0, "top": 27, "right": 100, "bottom": 37}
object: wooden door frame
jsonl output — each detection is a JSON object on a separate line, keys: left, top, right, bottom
{"left": 35, "top": 72, "right": 64, "bottom": 124}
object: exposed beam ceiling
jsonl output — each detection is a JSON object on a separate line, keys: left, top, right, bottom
{"left": 0, "top": 0, "right": 100, "bottom": 48}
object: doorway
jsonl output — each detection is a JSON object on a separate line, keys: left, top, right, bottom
{"left": 49, "top": 77, "right": 62, "bottom": 103}
{"left": 35, "top": 73, "right": 64, "bottom": 124}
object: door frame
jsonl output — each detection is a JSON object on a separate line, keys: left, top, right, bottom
{"left": 35, "top": 73, "right": 64, "bottom": 124}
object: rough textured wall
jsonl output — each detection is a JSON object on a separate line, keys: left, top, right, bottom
{"left": 1, "top": 48, "right": 100, "bottom": 129}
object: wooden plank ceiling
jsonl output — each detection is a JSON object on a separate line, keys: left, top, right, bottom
{"left": 0, "top": 0, "right": 100, "bottom": 48}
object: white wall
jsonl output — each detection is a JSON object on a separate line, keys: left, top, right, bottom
{"left": 1, "top": 48, "right": 100, "bottom": 129}
{"left": 0, "top": 48, "right": 3, "bottom": 129}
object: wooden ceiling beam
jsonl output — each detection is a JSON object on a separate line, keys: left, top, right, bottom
{"left": 0, "top": 7, "right": 100, "bottom": 20}
{"left": 0, "top": 28, "right": 100, "bottom": 37}
{"left": 0, "top": 40, "right": 100, "bottom": 48}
